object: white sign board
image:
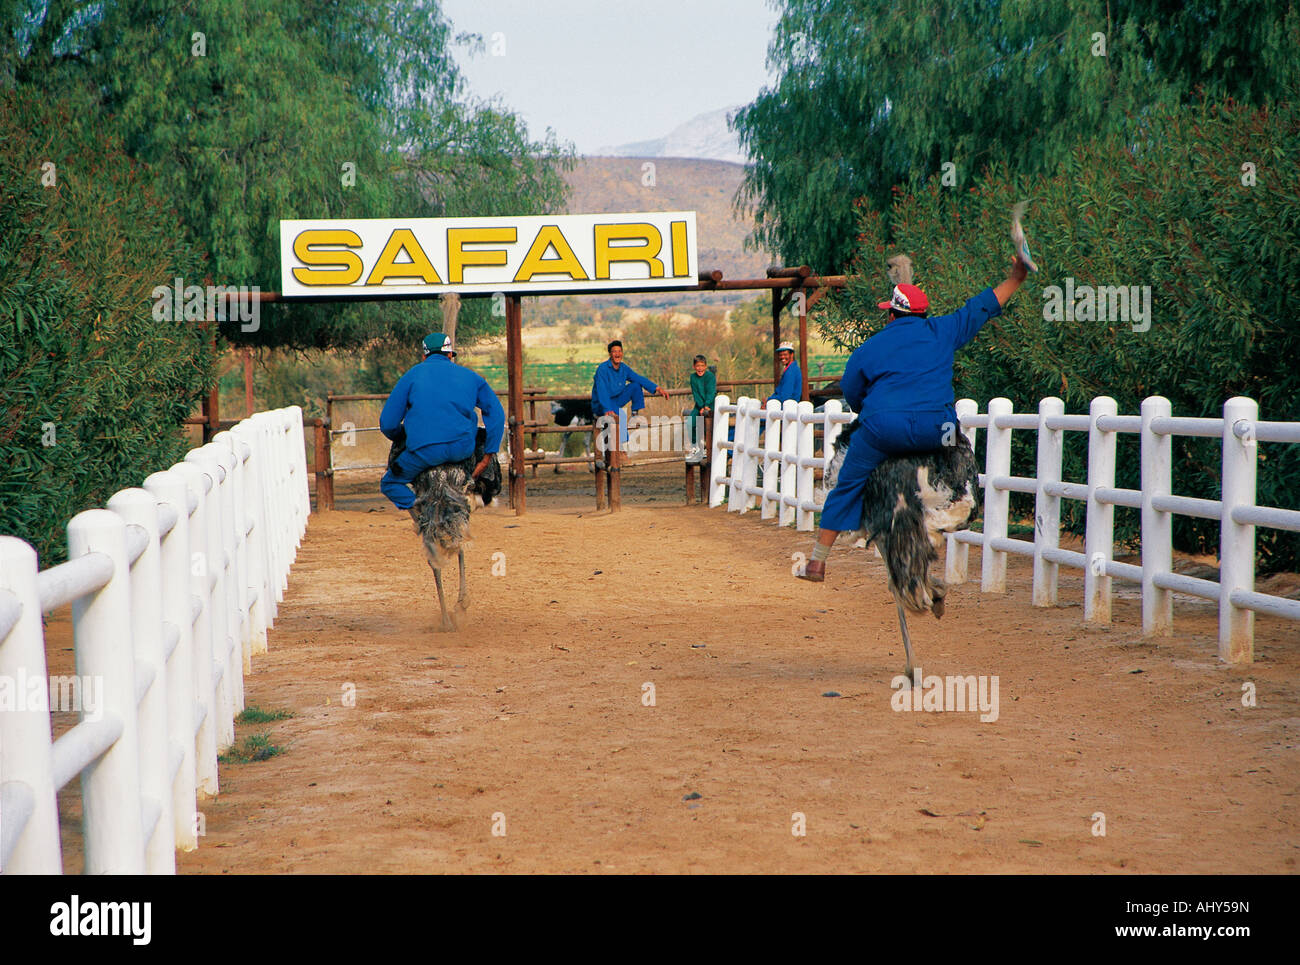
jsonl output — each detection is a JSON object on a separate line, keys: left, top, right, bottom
{"left": 279, "top": 211, "right": 698, "bottom": 298}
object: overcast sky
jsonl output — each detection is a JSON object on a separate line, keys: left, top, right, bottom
{"left": 439, "top": 0, "right": 781, "bottom": 155}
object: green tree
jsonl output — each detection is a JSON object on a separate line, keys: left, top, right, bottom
{"left": 734, "top": 0, "right": 1300, "bottom": 272}
{"left": 3, "top": 0, "right": 573, "bottom": 349}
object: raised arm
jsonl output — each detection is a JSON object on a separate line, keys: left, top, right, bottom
{"left": 993, "top": 256, "right": 1030, "bottom": 308}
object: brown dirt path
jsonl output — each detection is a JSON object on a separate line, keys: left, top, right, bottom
{"left": 172, "top": 466, "right": 1299, "bottom": 874}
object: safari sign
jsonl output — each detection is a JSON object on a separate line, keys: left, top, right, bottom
{"left": 280, "top": 211, "right": 698, "bottom": 297}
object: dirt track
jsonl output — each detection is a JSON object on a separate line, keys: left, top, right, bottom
{"left": 167, "top": 465, "right": 1298, "bottom": 874}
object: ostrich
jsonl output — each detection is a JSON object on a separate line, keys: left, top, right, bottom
{"left": 822, "top": 419, "right": 981, "bottom": 676}
{"left": 394, "top": 428, "right": 502, "bottom": 631}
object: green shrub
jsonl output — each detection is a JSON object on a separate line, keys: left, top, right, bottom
{"left": 0, "top": 88, "right": 214, "bottom": 564}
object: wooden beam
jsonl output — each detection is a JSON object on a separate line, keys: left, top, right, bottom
{"left": 506, "top": 295, "right": 525, "bottom": 514}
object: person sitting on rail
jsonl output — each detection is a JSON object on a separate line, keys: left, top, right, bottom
{"left": 379, "top": 333, "right": 504, "bottom": 519}
{"left": 768, "top": 342, "right": 802, "bottom": 405}
{"left": 591, "top": 339, "right": 669, "bottom": 464}
{"left": 685, "top": 354, "right": 717, "bottom": 462}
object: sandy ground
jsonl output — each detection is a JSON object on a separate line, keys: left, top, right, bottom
{"left": 49, "top": 463, "right": 1300, "bottom": 873}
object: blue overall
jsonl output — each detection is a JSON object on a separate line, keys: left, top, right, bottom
{"left": 379, "top": 354, "right": 505, "bottom": 510}
{"left": 591, "top": 359, "right": 658, "bottom": 445}
{"left": 819, "top": 288, "right": 1001, "bottom": 532}
{"left": 769, "top": 360, "right": 802, "bottom": 404}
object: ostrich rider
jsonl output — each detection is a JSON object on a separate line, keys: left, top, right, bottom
{"left": 799, "top": 256, "right": 1029, "bottom": 583}
{"left": 379, "top": 332, "right": 505, "bottom": 522}
{"left": 591, "top": 339, "right": 670, "bottom": 466}
{"left": 768, "top": 342, "right": 802, "bottom": 405}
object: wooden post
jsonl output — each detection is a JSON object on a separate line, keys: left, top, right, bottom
{"left": 528, "top": 392, "right": 538, "bottom": 478}
{"left": 313, "top": 418, "right": 334, "bottom": 511}
{"left": 771, "top": 288, "right": 782, "bottom": 384}
{"left": 594, "top": 419, "right": 608, "bottom": 511}
{"left": 797, "top": 290, "right": 809, "bottom": 402}
{"left": 243, "top": 347, "right": 255, "bottom": 416}
{"left": 506, "top": 295, "right": 526, "bottom": 514}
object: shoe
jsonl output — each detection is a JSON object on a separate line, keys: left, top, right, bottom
{"left": 799, "top": 559, "right": 825, "bottom": 582}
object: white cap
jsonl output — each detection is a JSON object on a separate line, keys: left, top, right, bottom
{"left": 777, "top": 342, "right": 796, "bottom": 354}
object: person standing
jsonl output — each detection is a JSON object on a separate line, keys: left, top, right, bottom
{"left": 685, "top": 354, "right": 716, "bottom": 461}
{"left": 769, "top": 342, "right": 802, "bottom": 404}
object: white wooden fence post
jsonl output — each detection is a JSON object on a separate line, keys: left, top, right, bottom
{"left": 742, "top": 400, "right": 762, "bottom": 512}
{"left": 230, "top": 426, "right": 269, "bottom": 655}
{"left": 206, "top": 442, "right": 245, "bottom": 717}
{"left": 188, "top": 449, "right": 235, "bottom": 751}
{"left": 106, "top": 488, "right": 175, "bottom": 874}
{"left": 981, "top": 398, "right": 1013, "bottom": 593}
{"left": 796, "top": 400, "right": 817, "bottom": 532}
{"left": 172, "top": 459, "right": 219, "bottom": 795}
{"left": 946, "top": 399, "right": 979, "bottom": 585}
{"left": 215, "top": 432, "right": 252, "bottom": 677}
{"left": 728, "top": 398, "right": 750, "bottom": 512}
{"left": 1085, "top": 396, "right": 1117, "bottom": 624}
{"left": 762, "top": 399, "right": 781, "bottom": 520}
{"left": 779, "top": 400, "right": 799, "bottom": 527}
{"left": 708, "top": 395, "right": 731, "bottom": 507}
{"left": 0, "top": 536, "right": 62, "bottom": 873}
{"left": 1220, "top": 396, "right": 1258, "bottom": 663}
{"left": 1140, "top": 396, "right": 1173, "bottom": 637}
{"left": 142, "top": 470, "right": 200, "bottom": 851}
{"left": 1033, "top": 397, "right": 1065, "bottom": 607}
{"left": 68, "top": 509, "right": 146, "bottom": 874}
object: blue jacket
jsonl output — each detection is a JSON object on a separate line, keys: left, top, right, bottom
{"left": 769, "top": 360, "right": 802, "bottom": 404}
{"left": 380, "top": 354, "right": 505, "bottom": 459}
{"left": 591, "top": 359, "right": 658, "bottom": 414}
{"left": 840, "top": 288, "right": 1001, "bottom": 414}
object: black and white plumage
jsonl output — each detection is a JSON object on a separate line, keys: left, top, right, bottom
{"left": 550, "top": 399, "right": 595, "bottom": 473}
{"left": 394, "top": 428, "right": 502, "bottom": 632}
{"left": 822, "top": 418, "right": 981, "bottom": 675}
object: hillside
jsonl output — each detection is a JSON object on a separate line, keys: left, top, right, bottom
{"left": 563, "top": 156, "right": 773, "bottom": 284}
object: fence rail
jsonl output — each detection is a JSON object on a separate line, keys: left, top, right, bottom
{"left": 707, "top": 393, "right": 1299, "bottom": 663}
{"left": 0, "top": 406, "right": 309, "bottom": 874}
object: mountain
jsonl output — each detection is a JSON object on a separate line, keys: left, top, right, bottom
{"left": 562, "top": 156, "right": 771, "bottom": 286}
{"left": 597, "top": 107, "right": 746, "bottom": 164}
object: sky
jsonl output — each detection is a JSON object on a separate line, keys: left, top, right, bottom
{"left": 439, "top": 0, "right": 782, "bottom": 155}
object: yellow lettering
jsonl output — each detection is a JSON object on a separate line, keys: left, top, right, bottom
{"left": 594, "top": 223, "right": 664, "bottom": 280}
{"left": 448, "top": 226, "right": 516, "bottom": 284}
{"left": 365, "top": 229, "right": 442, "bottom": 285}
{"left": 514, "top": 225, "right": 589, "bottom": 282}
{"left": 292, "top": 229, "right": 363, "bottom": 286}
{"left": 670, "top": 220, "right": 688, "bottom": 277}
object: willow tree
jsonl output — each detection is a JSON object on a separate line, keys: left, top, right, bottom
{"left": 733, "top": 0, "right": 1300, "bottom": 272}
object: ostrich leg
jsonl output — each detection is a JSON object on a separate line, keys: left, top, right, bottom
{"left": 456, "top": 548, "right": 469, "bottom": 611}
{"left": 895, "top": 599, "right": 915, "bottom": 678}
{"left": 427, "top": 558, "right": 456, "bottom": 631}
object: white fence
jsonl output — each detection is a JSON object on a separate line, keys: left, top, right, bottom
{"left": 0, "top": 407, "right": 309, "bottom": 874}
{"left": 707, "top": 395, "right": 855, "bottom": 529}
{"left": 708, "top": 394, "right": 1300, "bottom": 663}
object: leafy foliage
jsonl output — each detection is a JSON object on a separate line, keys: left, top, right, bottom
{"left": 0, "top": 87, "right": 213, "bottom": 563}
{"left": 4, "top": 0, "right": 573, "bottom": 349}
{"left": 734, "top": 0, "right": 1300, "bottom": 272}
{"left": 818, "top": 100, "right": 1300, "bottom": 570}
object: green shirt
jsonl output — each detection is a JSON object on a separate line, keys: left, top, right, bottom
{"left": 690, "top": 369, "right": 717, "bottom": 411}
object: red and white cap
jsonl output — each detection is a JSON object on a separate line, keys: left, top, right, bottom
{"left": 776, "top": 342, "right": 796, "bottom": 354}
{"left": 878, "top": 283, "right": 929, "bottom": 314}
